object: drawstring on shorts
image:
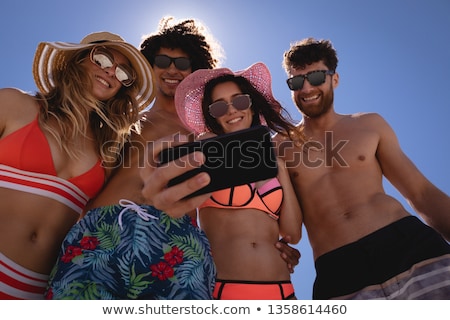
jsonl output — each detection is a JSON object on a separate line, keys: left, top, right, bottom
{"left": 117, "top": 199, "right": 159, "bottom": 230}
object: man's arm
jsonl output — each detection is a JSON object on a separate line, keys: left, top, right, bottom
{"left": 375, "top": 114, "right": 450, "bottom": 240}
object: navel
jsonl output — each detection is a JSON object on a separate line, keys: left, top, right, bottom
{"left": 30, "top": 232, "right": 38, "bottom": 243}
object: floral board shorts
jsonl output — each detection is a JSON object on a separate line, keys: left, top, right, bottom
{"left": 45, "top": 201, "right": 216, "bottom": 299}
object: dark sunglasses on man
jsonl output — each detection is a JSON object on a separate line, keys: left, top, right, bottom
{"left": 154, "top": 55, "right": 191, "bottom": 71}
{"left": 286, "top": 70, "right": 335, "bottom": 91}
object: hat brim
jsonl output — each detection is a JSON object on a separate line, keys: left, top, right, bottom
{"left": 33, "top": 40, "right": 155, "bottom": 111}
{"left": 175, "top": 62, "right": 276, "bottom": 134}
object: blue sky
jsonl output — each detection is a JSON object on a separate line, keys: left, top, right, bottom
{"left": 1, "top": 0, "right": 449, "bottom": 300}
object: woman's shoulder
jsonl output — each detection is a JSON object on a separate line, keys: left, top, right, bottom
{"left": 0, "top": 87, "right": 33, "bottom": 97}
{"left": 0, "top": 87, "right": 37, "bottom": 107}
{"left": 0, "top": 88, "right": 39, "bottom": 125}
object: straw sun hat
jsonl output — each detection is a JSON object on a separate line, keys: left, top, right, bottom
{"left": 33, "top": 31, "right": 155, "bottom": 111}
{"left": 175, "top": 62, "right": 278, "bottom": 134}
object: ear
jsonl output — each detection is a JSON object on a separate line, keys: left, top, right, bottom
{"left": 332, "top": 72, "right": 339, "bottom": 89}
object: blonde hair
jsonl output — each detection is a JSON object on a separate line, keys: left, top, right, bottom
{"left": 36, "top": 48, "right": 141, "bottom": 169}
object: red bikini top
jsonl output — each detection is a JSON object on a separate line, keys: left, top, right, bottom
{"left": 0, "top": 117, "right": 105, "bottom": 213}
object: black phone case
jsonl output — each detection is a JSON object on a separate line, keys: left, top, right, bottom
{"left": 159, "top": 125, "right": 278, "bottom": 198}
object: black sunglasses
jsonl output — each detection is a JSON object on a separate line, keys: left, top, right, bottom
{"left": 286, "top": 70, "right": 335, "bottom": 91}
{"left": 154, "top": 55, "right": 191, "bottom": 71}
{"left": 208, "top": 94, "right": 252, "bottom": 118}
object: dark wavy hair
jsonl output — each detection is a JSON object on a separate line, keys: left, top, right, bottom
{"left": 140, "top": 16, "right": 222, "bottom": 71}
{"left": 283, "top": 37, "right": 338, "bottom": 72}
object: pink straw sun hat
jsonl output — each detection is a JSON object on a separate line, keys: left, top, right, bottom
{"left": 175, "top": 62, "right": 279, "bottom": 134}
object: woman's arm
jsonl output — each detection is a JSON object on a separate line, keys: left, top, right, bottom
{"left": 276, "top": 157, "right": 303, "bottom": 244}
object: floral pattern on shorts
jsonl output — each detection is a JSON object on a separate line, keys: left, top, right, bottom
{"left": 45, "top": 204, "right": 215, "bottom": 299}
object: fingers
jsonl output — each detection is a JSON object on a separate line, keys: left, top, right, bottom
{"left": 147, "top": 169, "right": 211, "bottom": 218}
{"left": 141, "top": 133, "right": 190, "bottom": 171}
{"left": 140, "top": 135, "right": 211, "bottom": 217}
{"left": 275, "top": 236, "right": 301, "bottom": 273}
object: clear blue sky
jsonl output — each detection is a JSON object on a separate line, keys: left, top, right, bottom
{"left": 1, "top": 0, "right": 449, "bottom": 300}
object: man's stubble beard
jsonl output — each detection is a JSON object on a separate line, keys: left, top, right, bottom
{"left": 296, "top": 89, "right": 334, "bottom": 119}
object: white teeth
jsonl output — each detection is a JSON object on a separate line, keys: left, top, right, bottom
{"left": 303, "top": 94, "right": 319, "bottom": 101}
{"left": 228, "top": 117, "right": 241, "bottom": 124}
{"left": 165, "top": 79, "right": 179, "bottom": 84}
{"left": 96, "top": 76, "right": 110, "bottom": 87}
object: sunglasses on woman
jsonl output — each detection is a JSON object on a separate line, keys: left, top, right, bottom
{"left": 286, "top": 70, "right": 335, "bottom": 91}
{"left": 154, "top": 55, "right": 191, "bottom": 71}
{"left": 90, "top": 46, "right": 136, "bottom": 87}
{"left": 208, "top": 94, "right": 252, "bottom": 118}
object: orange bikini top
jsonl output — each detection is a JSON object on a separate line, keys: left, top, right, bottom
{"left": 0, "top": 116, "right": 105, "bottom": 214}
{"left": 199, "top": 177, "right": 283, "bottom": 220}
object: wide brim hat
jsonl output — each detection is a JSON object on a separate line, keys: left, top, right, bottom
{"left": 175, "top": 62, "right": 278, "bottom": 134}
{"left": 33, "top": 31, "right": 155, "bottom": 111}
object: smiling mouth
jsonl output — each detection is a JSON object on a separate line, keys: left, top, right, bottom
{"left": 302, "top": 94, "right": 319, "bottom": 102}
{"left": 164, "top": 78, "right": 181, "bottom": 85}
{"left": 95, "top": 76, "right": 110, "bottom": 88}
{"left": 227, "top": 117, "right": 243, "bottom": 124}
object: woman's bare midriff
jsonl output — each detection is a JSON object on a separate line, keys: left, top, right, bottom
{"left": 0, "top": 189, "right": 78, "bottom": 274}
{"left": 200, "top": 207, "right": 291, "bottom": 281}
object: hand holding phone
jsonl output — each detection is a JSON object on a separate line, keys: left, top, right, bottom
{"left": 159, "top": 126, "right": 278, "bottom": 198}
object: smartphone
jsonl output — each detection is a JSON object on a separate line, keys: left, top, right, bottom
{"left": 158, "top": 125, "right": 278, "bottom": 198}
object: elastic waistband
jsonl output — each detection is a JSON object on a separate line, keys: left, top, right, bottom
{"left": 316, "top": 216, "right": 449, "bottom": 267}
{"left": 313, "top": 216, "right": 450, "bottom": 299}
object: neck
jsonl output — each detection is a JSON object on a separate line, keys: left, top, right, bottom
{"left": 302, "top": 109, "right": 342, "bottom": 135}
{"left": 152, "top": 94, "right": 176, "bottom": 114}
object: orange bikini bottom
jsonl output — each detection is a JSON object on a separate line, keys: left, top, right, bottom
{"left": 213, "top": 279, "right": 295, "bottom": 300}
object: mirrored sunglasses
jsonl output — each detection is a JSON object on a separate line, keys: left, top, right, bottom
{"left": 286, "top": 70, "right": 335, "bottom": 91}
{"left": 208, "top": 94, "right": 252, "bottom": 118}
{"left": 90, "top": 46, "right": 136, "bottom": 87}
{"left": 154, "top": 55, "right": 191, "bottom": 71}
